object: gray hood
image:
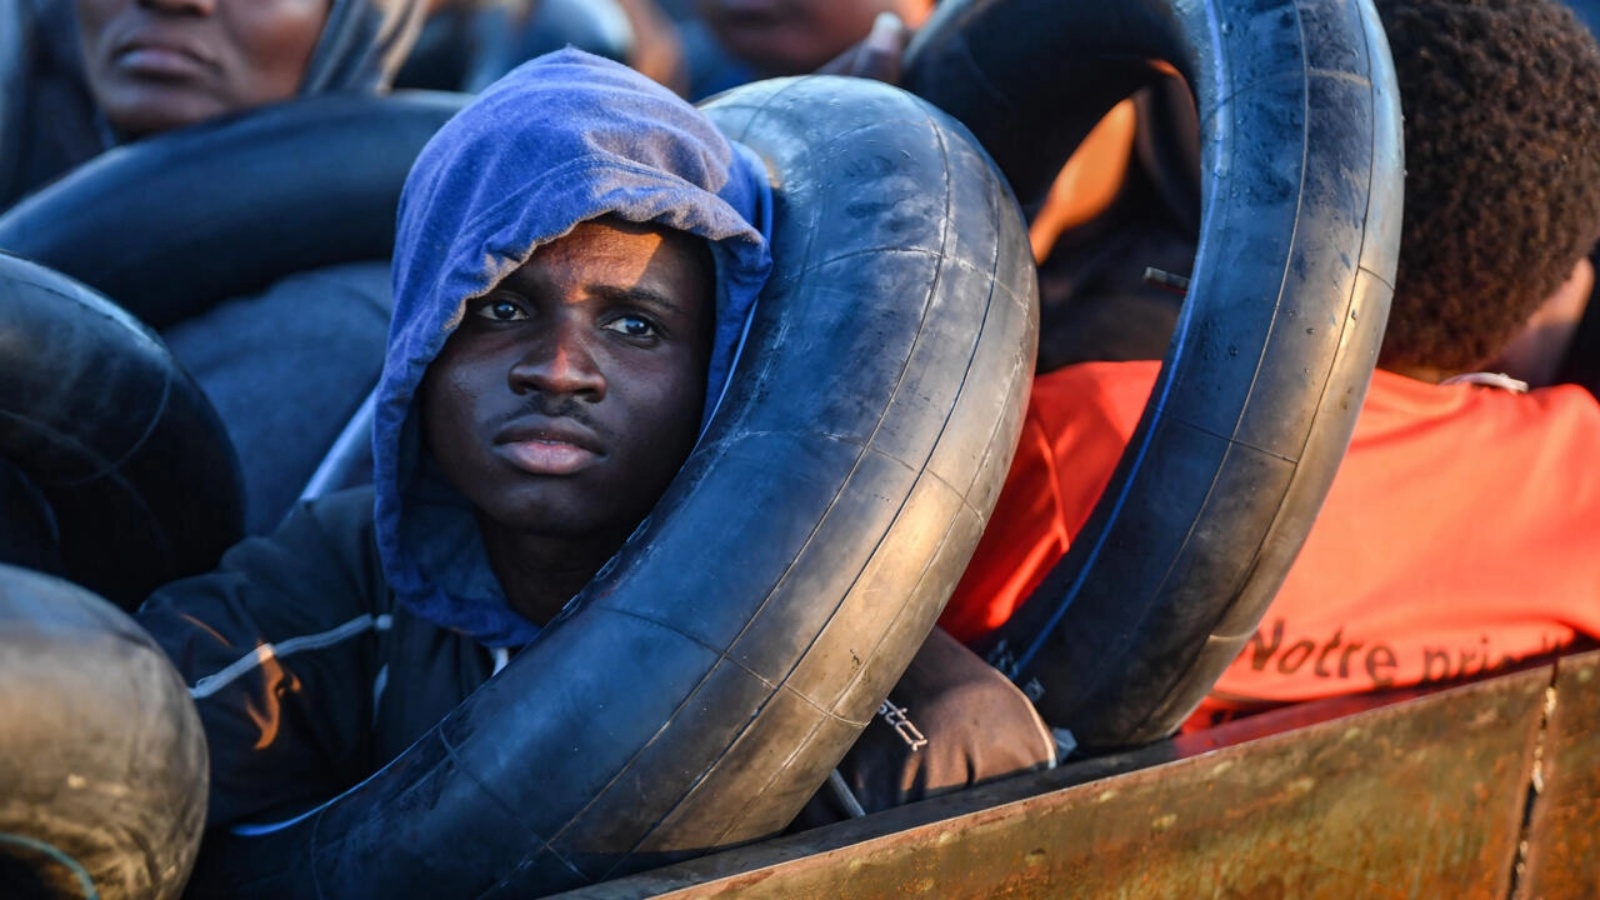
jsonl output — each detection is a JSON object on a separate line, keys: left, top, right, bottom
{"left": 301, "top": 0, "right": 429, "bottom": 96}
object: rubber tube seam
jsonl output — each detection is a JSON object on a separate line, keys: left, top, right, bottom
{"left": 429, "top": 728, "right": 579, "bottom": 891}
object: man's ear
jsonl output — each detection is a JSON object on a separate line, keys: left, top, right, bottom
{"left": 1490, "top": 255, "right": 1595, "bottom": 388}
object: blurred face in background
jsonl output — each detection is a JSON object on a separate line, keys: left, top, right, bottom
{"left": 696, "top": 0, "right": 931, "bottom": 76}
{"left": 76, "top": 0, "right": 330, "bottom": 138}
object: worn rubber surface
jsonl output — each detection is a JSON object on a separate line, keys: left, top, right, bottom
{"left": 904, "top": 0, "right": 1404, "bottom": 748}
{"left": 184, "top": 76, "right": 1038, "bottom": 897}
{"left": 0, "top": 563, "right": 208, "bottom": 900}
{"left": 0, "top": 90, "right": 469, "bottom": 329}
{"left": 0, "top": 252, "right": 244, "bottom": 609}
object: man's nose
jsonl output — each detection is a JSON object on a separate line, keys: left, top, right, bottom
{"left": 508, "top": 322, "right": 607, "bottom": 400}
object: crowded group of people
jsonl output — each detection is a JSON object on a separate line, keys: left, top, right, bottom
{"left": 3, "top": 0, "right": 1599, "bottom": 887}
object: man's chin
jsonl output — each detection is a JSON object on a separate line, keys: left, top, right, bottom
{"left": 98, "top": 89, "right": 223, "bottom": 140}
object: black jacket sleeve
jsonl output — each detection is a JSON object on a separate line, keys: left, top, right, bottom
{"left": 136, "top": 488, "right": 389, "bottom": 828}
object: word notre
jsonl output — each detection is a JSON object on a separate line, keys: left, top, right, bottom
{"left": 1245, "top": 618, "right": 1570, "bottom": 688}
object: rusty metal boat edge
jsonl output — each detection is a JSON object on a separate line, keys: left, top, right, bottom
{"left": 552, "top": 648, "right": 1599, "bottom": 899}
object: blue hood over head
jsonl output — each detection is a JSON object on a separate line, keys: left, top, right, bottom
{"left": 373, "top": 49, "right": 773, "bottom": 647}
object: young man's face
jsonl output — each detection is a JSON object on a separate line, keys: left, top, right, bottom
{"left": 421, "top": 219, "right": 715, "bottom": 547}
{"left": 74, "top": 0, "right": 329, "bottom": 139}
{"left": 696, "top": 0, "right": 931, "bottom": 77}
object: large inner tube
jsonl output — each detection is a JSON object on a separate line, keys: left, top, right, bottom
{"left": 185, "top": 75, "right": 1037, "bottom": 898}
{"left": 0, "top": 252, "right": 245, "bottom": 609}
{"left": 0, "top": 90, "right": 469, "bottom": 329}
{"left": 903, "top": 0, "right": 1404, "bottom": 748}
{"left": 0, "top": 562, "right": 208, "bottom": 900}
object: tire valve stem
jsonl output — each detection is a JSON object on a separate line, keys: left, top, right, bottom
{"left": 1143, "top": 266, "right": 1192, "bottom": 295}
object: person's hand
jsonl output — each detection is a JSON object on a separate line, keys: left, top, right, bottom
{"left": 816, "top": 12, "right": 912, "bottom": 85}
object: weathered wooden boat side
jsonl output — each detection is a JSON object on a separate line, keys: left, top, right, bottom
{"left": 558, "top": 649, "right": 1600, "bottom": 899}
{"left": 1522, "top": 648, "right": 1600, "bottom": 898}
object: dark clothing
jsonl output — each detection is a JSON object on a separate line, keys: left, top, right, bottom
{"left": 161, "top": 262, "right": 394, "bottom": 535}
{"left": 0, "top": 0, "right": 101, "bottom": 209}
{"left": 138, "top": 488, "right": 496, "bottom": 827}
{"left": 1035, "top": 76, "right": 1200, "bottom": 373}
{"left": 138, "top": 489, "right": 1055, "bottom": 830}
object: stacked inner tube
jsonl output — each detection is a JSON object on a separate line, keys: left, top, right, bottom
{"left": 0, "top": 90, "right": 470, "bottom": 330}
{"left": 0, "top": 562, "right": 208, "bottom": 900}
{"left": 0, "top": 91, "right": 471, "bottom": 604}
{"left": 903, "top": 0, "right": 1404, "bottom": 748}
{"left": 184, "top": 75, "right": 1037, "bottom": 898}
{"left": 0, "top": 252, "right": 245, "bottom": 609}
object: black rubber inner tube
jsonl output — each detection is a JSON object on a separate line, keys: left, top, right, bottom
{"left": 0, "top": 90, "right": 470, "bottom": 330}
{"left": 0, "top": 252, "right": 245, "bottom": 610}
{"left": 0, "top": 562, "right": 208, "bottom": 900}
{"left": 903, "top": 0, "right": 1405, "bottom": 749}
{"left": 183, "top": 74, "right": 1037, "bottom": 898}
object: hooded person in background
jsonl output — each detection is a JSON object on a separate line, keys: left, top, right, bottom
{"left": 136, "top": 49, "right": 1053, "bottom": 837}
{"left": 3, "top": 0, "right": 425, "bottom": 207}
{"left": 4, "top": 0, "right": 431, "bottom": 536}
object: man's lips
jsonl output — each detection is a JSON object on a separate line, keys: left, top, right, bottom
{"left": 494, "top": 422, "right": 603, "bottom": 476}
{"left": 111, "top": 35, "right": 215, "bottom": 80}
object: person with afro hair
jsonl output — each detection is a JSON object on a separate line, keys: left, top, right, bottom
{"left": 937, "top": 0, "right": 1600, "bottom": 730}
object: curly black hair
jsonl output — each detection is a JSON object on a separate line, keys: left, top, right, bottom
{"left": 1375, "top": 0, "right": 1600, "bottom": 373}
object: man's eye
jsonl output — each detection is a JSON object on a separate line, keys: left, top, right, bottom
{"left": 475, "top": 299, "right": 528, "bottom": 322}
{"left": 605, "top": 315, "right": 657, "bottom": 338}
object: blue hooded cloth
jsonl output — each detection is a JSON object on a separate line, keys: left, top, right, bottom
{"left": 373, "top": 49, "right": 773, "bottom": 648}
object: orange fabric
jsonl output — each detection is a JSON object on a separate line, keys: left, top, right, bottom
{"left": 1027, "top": 100, "right": 1139, "bottom": 262}
{"left": 939, "top": 360, "right": 1600, "bottom": 727}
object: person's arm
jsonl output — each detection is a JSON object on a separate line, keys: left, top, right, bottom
{"left": 135, "top": 491, "right": 387, "bottom": 828}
